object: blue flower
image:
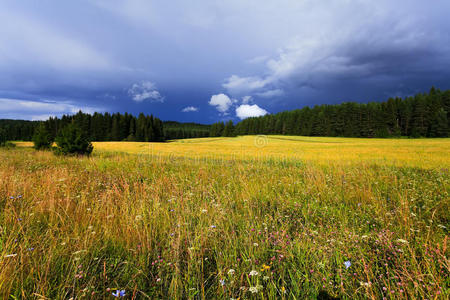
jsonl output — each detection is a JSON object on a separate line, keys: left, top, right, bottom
{"left": 9, "top": 196, "right": 14, "bottom": 200}
{"left": 27, "top": 247, "right": 34, "bottom": 251}
{"left": 112, "top": 290, "right": 126, "bottom": 297}
{"left": 344, "top": 260, "right": 351, "bottom": 269}
{"left": 17, "top": 218, "right": 22, "bottom": 222}
{"left": 17, "top": 195, "right": 22, "bottom": 199}
{"left": 210, "top": 225, "right": 216, "bottom": 228}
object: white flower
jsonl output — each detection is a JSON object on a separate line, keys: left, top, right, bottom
{"left": 249, "top": 270, "right": 259, "bottom": 276}
{"left": 249, "top": 285, "right": 263, "bottom": 293}
{"left": 263, "top": 276, "right": 269, "bottom": 281}
{"left": 228, "top": 269, "right": 235, "bottom": 276}
{"left": 201, "top": 209, "right": 207, "bottom": 213}
{"left": 253, "top": 243, "right": 259, "bottom": 247}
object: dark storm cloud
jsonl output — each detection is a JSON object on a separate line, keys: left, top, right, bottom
{"left": 0, "top": 0, "right": 449, "bottom": 121}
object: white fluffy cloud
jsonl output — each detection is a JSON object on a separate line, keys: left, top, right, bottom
{"left": 209, "top": 93, "right": 233, "bottom": 113}
{"left": 181, "top": 106, "right": 198, "bottom": 112}
{"left": 0, "top": 98, "right": 102, "bottom": 120}
{"left": 128, "top": 81, "right": 164, "bottom": 102}
{"left": 235, "top": 104, "right": 268, "bottom": 120}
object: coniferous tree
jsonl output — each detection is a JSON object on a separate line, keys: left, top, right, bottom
{"left": 0, "top": 127, "right": 7, "bottom": 146}
{"left": 223, "top": 120, "right": 236, "bottom": 137}
{"left": 54, "top": 123, "right": 93, "bottom": 156}
{"left": 32, "top": 123, "right": 53, "bottom": 150}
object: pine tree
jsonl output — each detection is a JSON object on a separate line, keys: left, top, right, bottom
{"left": 223, "top": 120, "right": 236, "bottom": 137}
{"left": 54, "top": 123, "right": 93, "bottom": 156}
{"left": 32, "top": 123, "right": 53, "bottom": 150}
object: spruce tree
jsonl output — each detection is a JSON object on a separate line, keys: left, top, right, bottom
{"left": 32, "top": 124, "right": 53, "bottom": 150}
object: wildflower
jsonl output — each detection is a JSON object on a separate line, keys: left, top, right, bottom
{"left": 27, "top": 247, "right": 34, "bottom": 251}
{"left": 249, "top": 270, "right": 259, "bottom": 276}
{"left": 396, "top": 239, "right": 409, "bottom": 244}
{"left": 261, "top": 264, "right": 270, "bottom": 271}
{"left": 219, "top": 279, "right": 226, "bottom": 286}
{"left": 156, "top": 278, "right": 161, "bottom": 282}
{"left": 249, "top": 285, "right": 263, "bottom": 293}
{"left": 263, "top": 276, "right": 269, "bottom": 281}
{"left": 112, "top": 290, "right": 126, "bottom": 297}
{"left": 228, "top": 269, "right": 235, "bottom": 276}
{"left": 253, "top": 243, "right": 259, "bottom": 247}
{"left": 344, "top": 260, "right": 351, "bottom": 269}
{"left": 201, "top": 209, "right": 207, "bottom": 213}
{"left": 17, "top": 195, "right": 22, "bottom": 199}
{"left": 9, "top": 196, "right": 14, "bottom": 200}
{"left": 281, "top": 286, "right": 286, "bottom": 293}
{"left": 210, "top": 225, "right": 216, "bottom": 228}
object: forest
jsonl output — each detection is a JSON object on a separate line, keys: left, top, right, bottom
{"left": 211, "top": 87, "right": 449, "bottom": 138}
{"left": 1, "top": 87, "right": 449, "bottom": 142}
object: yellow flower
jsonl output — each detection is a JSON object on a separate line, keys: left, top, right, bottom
{"left": 261, "top": 264, "right": 270, "bottom": 271}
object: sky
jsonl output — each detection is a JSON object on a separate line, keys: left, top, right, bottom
{"left": 1, "top": 0, "right": 450, "bottom": 123}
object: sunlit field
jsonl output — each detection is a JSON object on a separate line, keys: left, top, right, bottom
{"left": 2, "top": 136, "right": 449, "bottom": 299}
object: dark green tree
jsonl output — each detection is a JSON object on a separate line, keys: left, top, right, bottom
{"left": 0, "top": 127, "right": 7, "bottom": 146}
{"left": 54, "top": 123, "right": 93, "bottom": 155}
{"left": 32, "top": 124, "right": 53, "bottom": 150}
{"left": 223, "top": 120, "right": 236, "bottom": 137}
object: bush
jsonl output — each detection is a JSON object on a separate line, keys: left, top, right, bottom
{"left": 54, "top": 123, "right": 93, "bottom": 156}
{"left": 32, "top": 124, "right": 53, "bottom": 150}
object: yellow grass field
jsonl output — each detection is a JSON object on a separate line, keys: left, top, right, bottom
{"left": 15, "top": 135, "right": 450, "bottom": 168}
{"left": 3, "top": 136, "right": 449, "bottom": 299}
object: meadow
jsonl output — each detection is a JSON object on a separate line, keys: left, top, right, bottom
{"left": 1, "top": 136, "right": 449, "bottom": 299}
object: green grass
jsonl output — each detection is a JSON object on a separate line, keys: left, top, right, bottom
{"left": 0, "top": 137, "right": 449, "bottom": 299}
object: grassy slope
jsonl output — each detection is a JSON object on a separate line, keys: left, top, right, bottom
{"left": 1, "top": 137, "right": 449, "bottom": 299}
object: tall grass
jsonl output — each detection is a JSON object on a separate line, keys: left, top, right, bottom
{"left": 0, "top": 137, "right": 448, "bottom": 299}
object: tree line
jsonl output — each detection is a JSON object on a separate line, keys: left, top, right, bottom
{"left": 0, "top": 112, "right": 214, "bottom": 142}
{"left": 211, "top": 87, "right": 449, "bottom": 138}
{"left": 164, "top": 121, "right": 210, "bottom": 139}
{"left": 1, "top": 87, "right": 449, "bottom": 143}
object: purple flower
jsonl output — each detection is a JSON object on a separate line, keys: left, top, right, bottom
{"left": 112, "top": 290, "right": 126, "bottom": 297}
{"left": 9, "top": 196, "right": 14, "bottom": 200}
{"left": 344, "top": 261, "right": 351, "bottom": 269}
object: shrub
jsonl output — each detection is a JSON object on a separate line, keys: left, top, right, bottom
{"left": 32, "top": 124, "right": 53, "bottom": 150}
{"left": 54, "top": 123, "right": 93, "bottom": 156}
